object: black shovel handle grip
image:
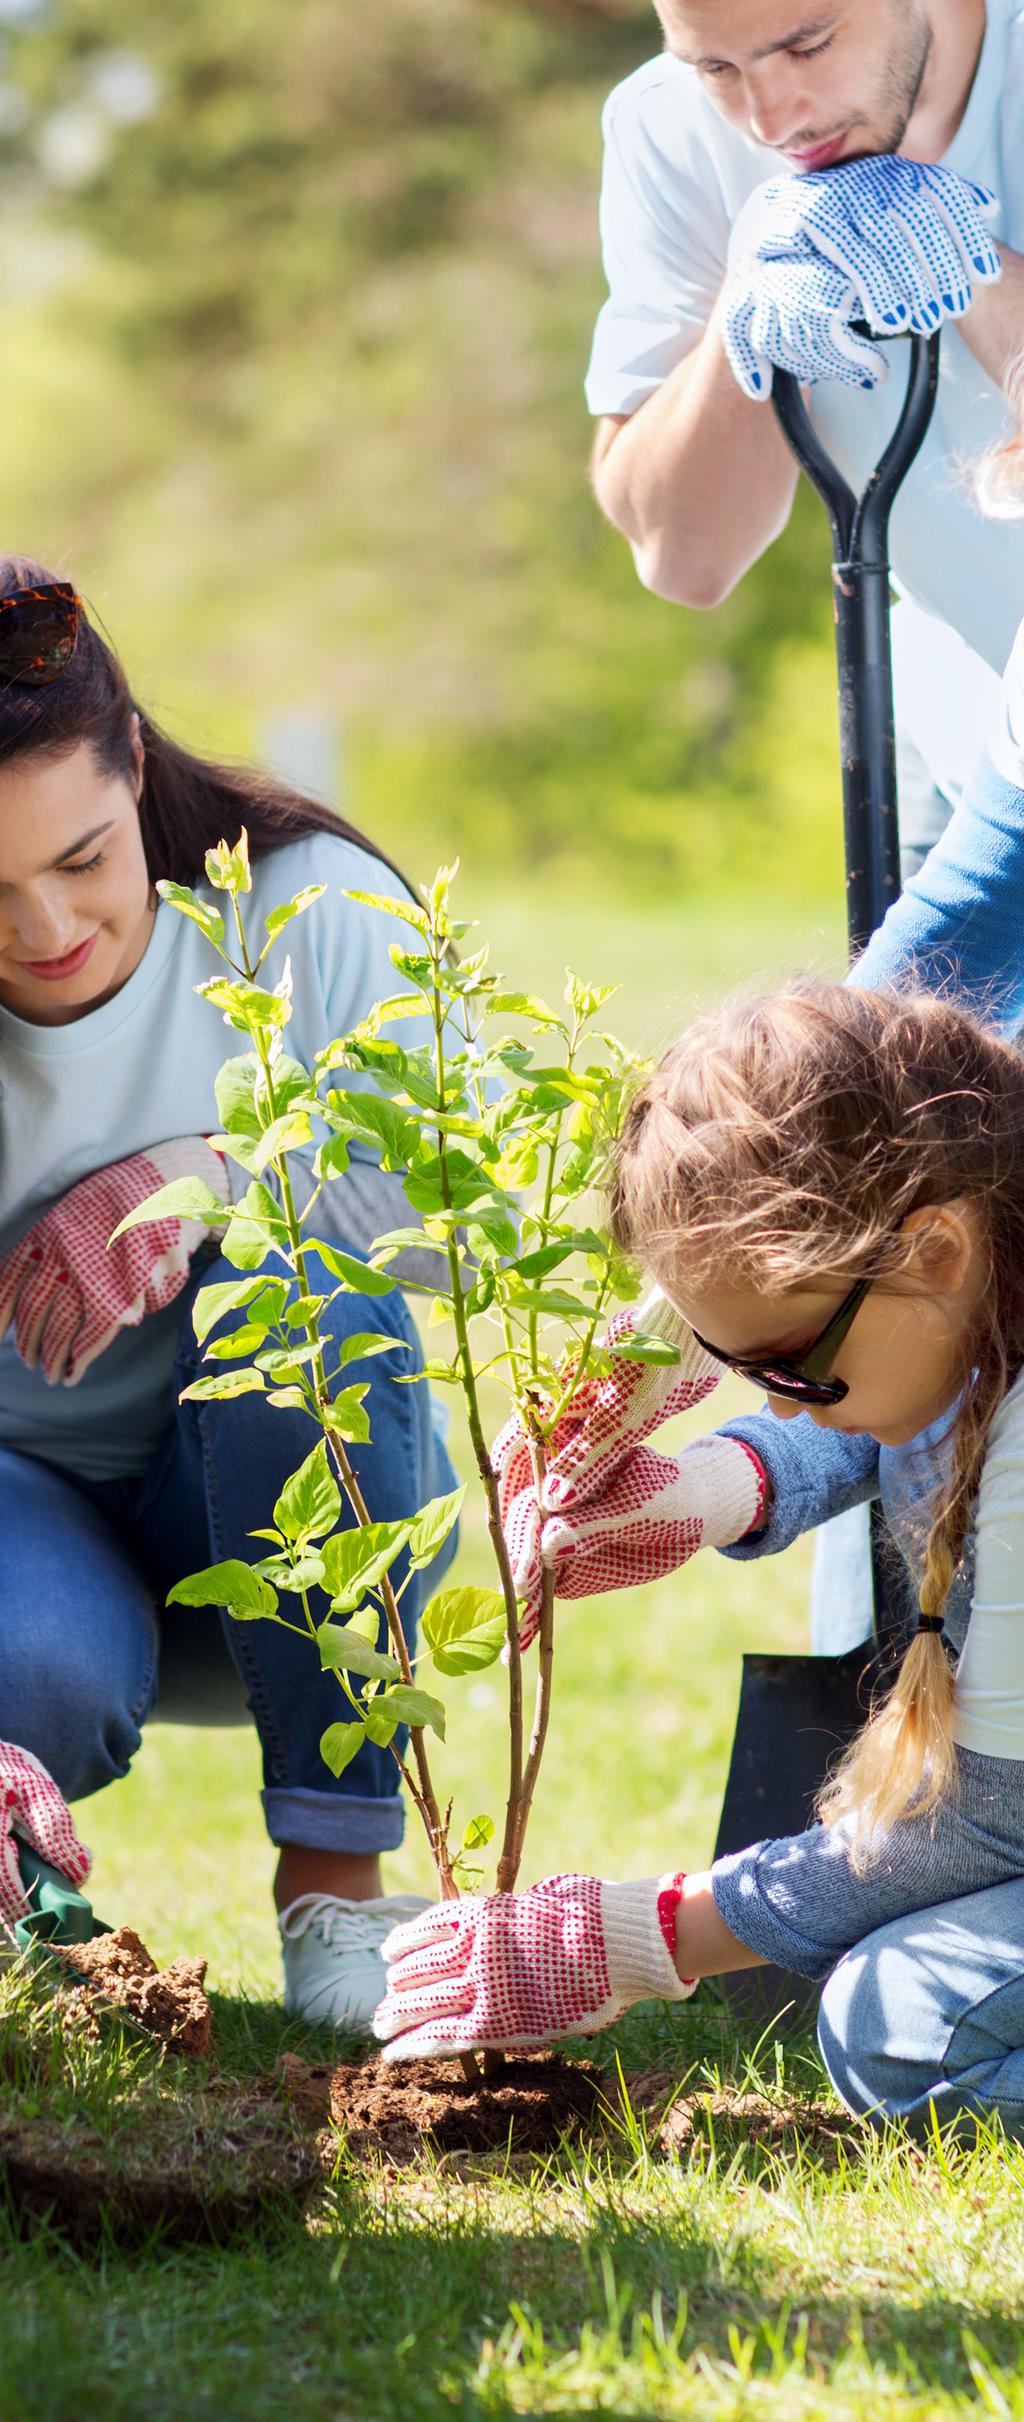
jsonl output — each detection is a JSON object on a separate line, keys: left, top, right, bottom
{"left": 770, "top": 328, "right": 940, "bottom": 955}
{"left": 771, "top": 327, "right": 940, "bottom": 564}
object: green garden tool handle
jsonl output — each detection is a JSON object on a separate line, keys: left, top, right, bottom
{"left": 13, "top": 1839, "right": 108, "bottom": 1951}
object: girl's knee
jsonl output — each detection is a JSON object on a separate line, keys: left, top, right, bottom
{"left": 817, "top": 1933, "right": 947, "bottom": 2129}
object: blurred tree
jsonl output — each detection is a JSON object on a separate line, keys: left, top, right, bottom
{"left": 0, "top": 0, "right": 837, "bottom": 899}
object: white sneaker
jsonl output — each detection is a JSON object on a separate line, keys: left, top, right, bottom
{"left": 279, "top": 1892, "right": 430, "bottom": 2031}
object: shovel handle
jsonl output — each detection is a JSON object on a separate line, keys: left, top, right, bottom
{"left": 771, "top": 329, "right": 940, "bottom": 953}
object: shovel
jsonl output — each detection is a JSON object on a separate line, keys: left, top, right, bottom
{"left": 712, "top": 327, "right": 941, "bottom": 2017}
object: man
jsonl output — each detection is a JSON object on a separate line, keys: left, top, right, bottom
{"left": 587, "top": 0, "right": 1024, "bottom": 1648}
{"left": 588, "top": 0, "right": 1024, "bottom": 883}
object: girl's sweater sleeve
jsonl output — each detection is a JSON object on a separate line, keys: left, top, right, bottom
{"left": 711, "top": 1375, "right": 1024, "bottom": 1979}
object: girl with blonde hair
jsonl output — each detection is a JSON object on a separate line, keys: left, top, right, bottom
{"left": 375, "top": 410, "right": 1024, "bottom": 2137}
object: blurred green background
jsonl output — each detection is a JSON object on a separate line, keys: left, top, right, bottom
{"left": 0, "top": 0, "right": 844, "bottom": 907}
{"left": 0, "top": 0, "right": 851, "bottom": 1977}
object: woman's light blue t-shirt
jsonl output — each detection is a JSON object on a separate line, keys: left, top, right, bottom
{"left": 0, "top": 831, "right": 429, "bottom": 1481}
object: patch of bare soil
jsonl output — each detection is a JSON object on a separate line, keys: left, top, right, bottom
{"left": 53, "top": 1927, "right": 212, "bottom": 2059}
{"left": 0, "top": 2086, "right": 319, "bottom": 2247}
{"left": 327, "top": 2053, "right": 603, "bottom": 2164}
{"left": 631, "top": 2076, "right": 862, "bottom": 2169}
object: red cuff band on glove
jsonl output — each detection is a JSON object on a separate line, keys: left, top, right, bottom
{"left": 734, "top": 1442, "right": 769, "bottom": 1535}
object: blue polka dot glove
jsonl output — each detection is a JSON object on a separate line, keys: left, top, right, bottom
{"left": 724, "top": 156, "right": 1001, "bottom": 400}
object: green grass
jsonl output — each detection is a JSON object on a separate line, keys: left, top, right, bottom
{"left": 8, "top": 881, "right": 1024, "bottom": 2422}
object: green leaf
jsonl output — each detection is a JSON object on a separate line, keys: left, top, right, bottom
{"left": 263, "top": 884, "right": 327, "bottom": 944}
{"left": 266, "top": 1387, "right": 309, "bottom": 1411}
{"left": 109, "top": 1177, "right": 228, "bottom": 1241}
{"left": 320, "top": 1386, "right": 372, "bottom": 1445}
{"left": 606, "top": 1329, "right": 683, "bottom": 1366}
{"left": 404, "top": 1487, "right": 465, "bottom": 1573}
{"left": 461, "top": 1814, "right": 495, "bottom": 1853}
{"left": 344, "top": 886, "right": 429, "bottom": 936}
{"left": 312, "top": 1243, "right": 395, "bottom": 1296}
{"left": 333, "top": 1331, "right": 409, "bottom": 1370}
{"left": 246, "top": 1110, "right": 315, "bottom": 1175}
{"left": 192, "top": 1273, "right": 271, "bottom": 1345}
{"left": 511, "top": 1243, "right": 572, "bottom": 1280}
{"left": 320, "top": 1521, "right": 414, "bottom": 1611}
{"left": 167, "top": 1560, "right": 277, "bottom": 1619}
{"left": 203, "top": 1321, "right": 275, "bottom": 1361}
{"left": 422, "top": 1586, "right": 506, "bottom": 1675}
{"left": 360, "top": 991, "right": 432, "bottom": 1029}
{"left": 278, "top": 1553, "right": 326, "bottom": 1594}
{"left": 319, "top": 1723, "right": 367, "bottom": 1779}
{"left": 156, "top": 881, "right": 226, "bottom": 950}
{"left": 199, "top": 975, "right": 291, "bottom": 1035}
{"left": 323, "top": 1094, "right": 420, "bottom": 1172}
{"left": 378, "top": 1684, "right": 446, "bottom": 1739}
{"left": 205, "top": 833, "right": 253, "bottom": 894}
{"left": 179, "top": 1369, "right": 267, "bottom": 1402}
{"left": 362, "top": 1703, "right": 399, "bottom": 1748}
{"left": 344, "top": 1607, "right": 380, "bottom": 1645}
{"left": 565, "top": 971, "right": 619, "bottom": 1022}
{"left": 317, "top": 1621, "right": 400, "bottom": 1682}
{"left": 274, "top": 1442, "right": 341, "bottom": 1545}
{"left": 485, "top": 990, "right": 565, "bottom": 1031}
{"left": 214, "top": 1055, "right": 262, "bottom": 1139}
{"left": 221, "top": 1179, "right": 288, "bottom": 1272}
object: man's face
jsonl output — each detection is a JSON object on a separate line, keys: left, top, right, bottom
{"left": 655, "top": 0, "right": 932, "bottom": 169}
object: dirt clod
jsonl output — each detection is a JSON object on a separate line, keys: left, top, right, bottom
{"left": 55, "top": 1927, "right": 212, "bottom": 2059}
{"left": 328, "top": 2053, "right": 603, "bottom": 2164}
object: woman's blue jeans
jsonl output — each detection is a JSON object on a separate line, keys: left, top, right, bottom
{"left": 818, "top": 1879, "right": 1024, "bottom": 2141}
{"left": 0, "top": 1248, "right": 459, "bottom": 1855}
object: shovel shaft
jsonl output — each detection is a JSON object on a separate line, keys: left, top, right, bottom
{"left": 771, "top": 331, "right": 940, "bottom": 954}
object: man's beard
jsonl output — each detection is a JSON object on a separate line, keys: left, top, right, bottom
{"left": 875, "top": 7, "right": 932, "bottom": 152}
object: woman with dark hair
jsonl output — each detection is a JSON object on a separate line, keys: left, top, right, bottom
{"left": 0, "top": 559, "right": 457, "bottom": 2026}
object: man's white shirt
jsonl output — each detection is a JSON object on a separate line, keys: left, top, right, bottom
{"left": 586, "top": 0, "right": 1024, "bottom": 799}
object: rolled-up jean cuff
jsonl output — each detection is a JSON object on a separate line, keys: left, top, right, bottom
{"left": 262, "top": 1787, "right": 406, "bottom": 1854}
{"left": 711, "top": 1860, "right": 831, "bottom": 1983}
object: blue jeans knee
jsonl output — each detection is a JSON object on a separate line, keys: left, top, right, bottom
{"left": 0, "top": 1445, "right": 157, "bottom": 1802}
{"left": 818, "top": 1880, "right": 1024, "bottom": 2142}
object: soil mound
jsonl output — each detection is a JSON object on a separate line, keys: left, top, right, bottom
{"left": 328, "top": 2052, "right": 603, "bottom": 2164}
{"left": 56, "top": 1928, "right": 212, "bottom": 2058}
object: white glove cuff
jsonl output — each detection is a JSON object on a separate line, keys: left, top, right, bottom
{"left": 601, "top": 1876, "right": 696, "bottom": 2006}
{"left": 682, "top": 1431, "right": 766, "bottom": 1545}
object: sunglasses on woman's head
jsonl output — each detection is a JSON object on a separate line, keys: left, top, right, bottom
{"left": 689, "top": 1273, "right": 874, "bottom": 1407}
{"left": 0, "top": 584, "right": 80, "bottom": 688}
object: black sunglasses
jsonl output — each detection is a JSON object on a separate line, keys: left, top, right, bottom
{"left": 689, "top": 1274, "right": 873, "bottom": 1407}
{"left": 0, "top": 583, "right": 80, "bottom": 688}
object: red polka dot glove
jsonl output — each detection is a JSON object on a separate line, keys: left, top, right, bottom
{"left": 0, "top": 1139, "right": 232, "bottom": 1387}
{"left": 494, "top": 1294, "right": 765, "bottom": 1646}
{"left": 373, "top": 1870, "right": 694, "bottom": 2060}
{"left": 0, "top": 1740, "right": 91, "bottom": 1933}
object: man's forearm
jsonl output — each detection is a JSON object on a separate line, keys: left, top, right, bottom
{"left": 960, "top": 242, "right": 1024, "bottom": 388}
{"left": 591, "top": 296, "right": 798, "bottom": 611}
